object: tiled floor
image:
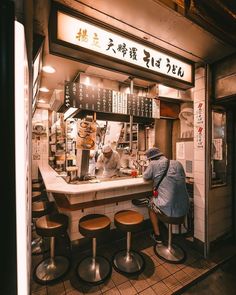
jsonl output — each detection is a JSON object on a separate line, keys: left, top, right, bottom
{"left": 31, "top": 228, "right": 236, "bottom": 295}
{"left": 181, "top": 255, "right": 236, "bottom": 294}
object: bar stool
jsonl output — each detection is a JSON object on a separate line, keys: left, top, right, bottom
{"left": 31, "top": 201, "right": 54, "bottom": 255}
{"left": 154, "top": 213, "right": 186, "bottom": 264}
{"left": 112, "top": 210, "right": 145, "bottom": 275}
{"left": 77, "top": 214, "right": 111, "bottom": 285}
{"left": 32, "top": 182, "right": 43, "bottom": 190}
{"left": 32, "top": 178, "right": 43, "bottom": 184}
{"left": 33, "top": 213, "right": 70, "bottom": 284}
{"left": 32, "top": 191, "right": 43, "bottom": 203}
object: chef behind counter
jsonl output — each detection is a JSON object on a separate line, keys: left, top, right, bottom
{"left": 96, "top": 144, "right": 121, "bottom": 178}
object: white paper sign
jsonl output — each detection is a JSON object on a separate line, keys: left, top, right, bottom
{"left": 213, "top": 138, "right": 223, "bottom": 160}
{"left": 176, "top": 142, "right": 185, "bottom": 159}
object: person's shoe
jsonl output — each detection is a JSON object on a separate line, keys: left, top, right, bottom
{"left": 150, "top": 232, "right": 163, "bottom": 244}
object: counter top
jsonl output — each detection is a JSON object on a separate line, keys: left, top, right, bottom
{"left": 38, "top": 162, "right": 152, "bottom": 195}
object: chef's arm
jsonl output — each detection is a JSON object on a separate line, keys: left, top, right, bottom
{"left": 96, "top": 156, "right": 104, "bottom": 170}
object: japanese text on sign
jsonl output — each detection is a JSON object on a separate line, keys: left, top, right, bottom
{"left": 57, "top": 12, "right": 192, "bottom": 83}
{"left": 64, "top": 82, "right": 160, "bottom": 119}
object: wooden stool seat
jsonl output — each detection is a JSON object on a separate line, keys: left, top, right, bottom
{"left": 114, "top": 210, "right": 143, "bottom": 232}
{"left": 79, "top": 214, "right": 110, "bottom": 238}
{"left": 32, "top": 201, "right": 54, "bottom": 218}
{"left": 32, "top": 183, "right": 43, "bottom": 190}
{"left": 36, "top": 213, "right": 68, "bottom": 237}
{"left": 32, "top": 179, "right": 43, "bottom": 184}
{"left": 32, "top": 191, "right": 42, "bottom": 203}
{"left": 157, "top": 214, "right": 186, "bottom": 225}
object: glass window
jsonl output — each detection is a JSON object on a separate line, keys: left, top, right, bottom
{"left": 211, "top": 110, "right": 227, "bottom": 186}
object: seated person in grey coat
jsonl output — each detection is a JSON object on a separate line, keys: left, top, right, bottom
{"left": 143, "top": 147, "right": 189, "bottom": 244}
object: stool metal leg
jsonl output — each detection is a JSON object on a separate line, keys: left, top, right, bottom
{"left": 112, "top": 231, "right": 145, "bottom": 275}
{"left": 31, "top": 219, "right": 49, "bottom": 255}
{"left": 34, "top": 237, "right": 70, "bottom": 284}
{"left": 77, "top": 237, "right": 111, "bottom": 285}
{"left": 168, "top": 224, "right": 172, "bottom": 250}
{"left": 154, "top": 224, "right": 186, "bottom": 264}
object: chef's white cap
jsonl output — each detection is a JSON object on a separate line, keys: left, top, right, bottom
{"left": 102, "top": 144, "right": 112, "bottom": 153}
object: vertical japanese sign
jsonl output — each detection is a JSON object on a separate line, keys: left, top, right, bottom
{"left": 195, "top": 101, "right": 204, "bottom": 149}
{"left": 57, "top": 11, "right": 193, "bottom": 84}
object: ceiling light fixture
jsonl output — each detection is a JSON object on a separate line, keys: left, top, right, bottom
{"left": 39, "top": 87, "right": 49, "bottom": 92}
{"left": 42, "top": 65, "right": 56, "bottom": 73}
{"left": 84, "top": 76, "right": 90, "bottom": 86}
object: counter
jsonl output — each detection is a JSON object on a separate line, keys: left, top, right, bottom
{"left": 38, "top": 162, "right": 153, "bottom": 241}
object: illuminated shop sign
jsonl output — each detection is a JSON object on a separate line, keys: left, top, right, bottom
{"left": 55, "top": 10, "right": 193, "bottom": 85}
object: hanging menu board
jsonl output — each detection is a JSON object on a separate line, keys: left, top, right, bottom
{"left": 112, "top": 91, "right": 128, "bottom": 114}
{"left": 127, "top": 95, "right": 153, "bottom": 118}
{"left": 65, "top": 82, "right": 112, "bottom": 113}
{"left": 64, "top": 82, "right": 160, "bottom": 119}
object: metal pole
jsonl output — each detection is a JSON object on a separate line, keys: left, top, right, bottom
{"left": 50, "top": 237, "right": 55, "bottom": 259}
{"left": 50, "top": 237, "right": 56, "bottom": 268}
{"left": 127, "top": 232, "right": 131, "bottom": 254}
{"left": 168, "top": 224, "right": 172, "bottom": 250}
{"left": 92, "top": 237, "right": 97, "bottom": 269}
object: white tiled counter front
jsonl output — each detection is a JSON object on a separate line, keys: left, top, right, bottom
{"left": 38, "top": 163, "right": 152, "bottom": 241}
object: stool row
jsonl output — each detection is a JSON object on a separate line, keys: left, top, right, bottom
{"left": 33, "top": 210, "right": 145, "bottom": 285}
{"left": 31, "top": 180, "right": 187, "bottom": 285}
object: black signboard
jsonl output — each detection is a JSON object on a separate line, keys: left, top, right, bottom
{"left": 64, "top": 82, "right": 158, "bottom": 119}
{"left": 65, "top": 82, "right": 112, "bottom": 113}
{"left": 127, "top": 95, "right": 153, "bottom": 118}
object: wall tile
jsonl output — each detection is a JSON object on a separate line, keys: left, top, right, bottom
{"left": 195, "top": 76, "right": 205, "bottom": 91}
{"left": 194, "top": 229, "right": 205, "bottom": 242}
{"left": 193, "top": 89, "right": 205, "bottom": 102}
{"left": 194, "top": 195, "right": 205, "bottom": 209}
{"left": 194, "top": 160, "right": 205, "bottom": 173}
{"left": 194, "top": 172, "right": 205, "bottom": 185}
{"left": 194, "top": 183, "right": 205, "bottom": 198}
{"left": 194, "top": 205, "right": 205, "bottom": 222}
{"left": 195, "top": 67, "right": 205, "bottom": 79}
{"left": 194, "top": 149, "right": 205, "bottom": 161}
